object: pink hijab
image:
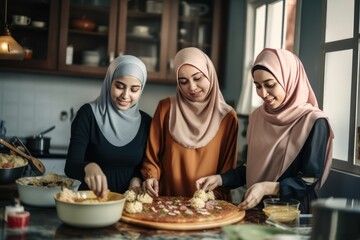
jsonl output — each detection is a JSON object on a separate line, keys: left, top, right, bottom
{"left": 246, "top": 48, "right": 334, "bottom": 189}
{"left": 169, "top": 47, "right": 233, "bottom": 148}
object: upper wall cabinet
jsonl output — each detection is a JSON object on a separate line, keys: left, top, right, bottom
{"left": 57, "top": 0, "right": 117, "bottom": 77}
{"left": 120, "top": 0, "right": 169, "bottom": 81}
{"left": 120, "top": 0, "right": 226, "bottom": 83}
{"left": 0, "top": 0, "right": 60, "bottom": 70}
{"left": 0, "top": 0, "right": 227, "bottom": 83}
{"left": 166, "top": 0, "right": 225, "bottom": 81}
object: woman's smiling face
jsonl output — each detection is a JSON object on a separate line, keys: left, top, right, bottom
{"left": 110, "top": 76, "right": 142, "bottom": 110}
{"left": 253, "top": 69, "right": 285, "bottom": 109}
{"left": 177, "top": 64, "right": 210, "bottom": 102}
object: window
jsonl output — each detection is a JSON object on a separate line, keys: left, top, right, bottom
{"left": 236, "top": 0, "right": 298, "bottom": 115}
{"left": 322, "top": 0, "right": 360, "bottom": 174}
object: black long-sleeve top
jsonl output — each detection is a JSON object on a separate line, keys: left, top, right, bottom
{"left": 221, "top": 118, "right": 330, "bottom": 213}
{"left": 65, "top": 104, "right": 152, "bottom": 194}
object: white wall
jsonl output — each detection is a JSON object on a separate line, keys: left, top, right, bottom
{"left": 0, "top": 72, "right": 175, "bottom": 148}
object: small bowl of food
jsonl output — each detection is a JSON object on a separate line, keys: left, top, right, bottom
{"left": 263, "top": 198, "right": 300, "bottom": 223}
{"left": 0, "top": 153, "right": 28, "bottom": 184}
{"left": 54, "top": 189, "right": 125, "bottom": 228}
{"left": 16, "top": 173, "right": 81, "bottom": 207}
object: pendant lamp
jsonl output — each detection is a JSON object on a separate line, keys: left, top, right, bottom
{"left": 0, "top": 0, "right": 24, "bottom": 60}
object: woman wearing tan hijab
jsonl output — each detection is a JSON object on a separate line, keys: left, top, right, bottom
{"left": 141, "top": 47, "right": 238, "bottom": 201}
{"left": 196, "top": 48, "right": 334, "bottom": 213}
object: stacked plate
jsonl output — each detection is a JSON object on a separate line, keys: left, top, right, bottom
{"left": 139, "top": 56, "right": 157, "bottom": 71}
{"left": 82, "top": 51, "right": 100, "bottom": 66}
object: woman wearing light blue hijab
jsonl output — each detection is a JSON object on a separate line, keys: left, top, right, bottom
{"left": 65, "top": 55, "right": 151, "bottom": 197}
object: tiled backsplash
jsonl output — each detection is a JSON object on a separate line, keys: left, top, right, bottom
{"left": 0, "top": 72, "right": 246, "bottom": 163}
{"left": 0, "top": 72, "right": 175, "bottom": 148}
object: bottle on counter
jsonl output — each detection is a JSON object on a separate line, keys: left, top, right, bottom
{"left": 66, "top": 45, "right": 74, "bottom": 65}
{"left": 5, "top": 199, "right": 24, "bottom": 222}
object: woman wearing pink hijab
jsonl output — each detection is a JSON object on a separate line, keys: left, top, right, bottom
{"left": 196, "top": 48, "right": 334, "bottom": 213}
{"left": 141, "top": 47, "right": 238, "bottom": 201}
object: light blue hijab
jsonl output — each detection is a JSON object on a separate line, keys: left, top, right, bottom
{"left": 90, "top": 55, "right": 147, "bottom": 147}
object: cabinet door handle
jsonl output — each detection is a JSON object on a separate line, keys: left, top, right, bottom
{"left": 169, "top": 58, "right": 174, "bottom": 70}
{"left": 109, "top": 52, "right": 115, "bottom": 63}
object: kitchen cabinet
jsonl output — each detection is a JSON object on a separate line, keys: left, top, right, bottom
{"left": 0, "top": 0, "right": 227, "bottom": 84}
{"left": 0, "top": 0, "right": 60, "bottom": 70}
{"left": 58, "top": 0, "right": 115, "bottom": 77}
{"left": 165, "top": 0, "right": 226, "bottom": 82}
{"left": 121, "top": 0, "right": 227, "bottom": 83}
{"left": 122, "top": 0, "right": 170, "bottom": 81}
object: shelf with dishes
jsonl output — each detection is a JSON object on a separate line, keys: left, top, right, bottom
{"left": 127, "top": 33, "right": 158, "bottom": 41}
{"left": 68, "top": 29, "right": 108, "bottom": 37}
{"left": 1, "top": 0, "right": 225, "bottom": 83}
{"left": 70, "top": 2, "right": 110, "bottom": 12}
{"left": 178, "top": 41, "right": 211, "bottom": 49}
{"left": 69, "top": 3, "right": 110, "bottom": 33}
{"left": 10, "top": 24, "right": 48, "bottom": 31}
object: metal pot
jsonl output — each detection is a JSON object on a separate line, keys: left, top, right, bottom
{"left": 25, "top": 136, "right": 51, "bottom": 152}
{"left": 25, "top": 126, "right": 55, "bottom": 152}
{"left": 311, "top": 198, "right": 360, "bottom": 240}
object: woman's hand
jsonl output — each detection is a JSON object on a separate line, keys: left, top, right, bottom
{"left": 195, "top": 175, "right": 222, "bottom": 191}
{"left": 238, "top": 182, "right": 279, "bottom": 210}
{"left": 128, "top": 177, "right": 143, "bottom": 194}
{"left": 84, "top": 163, "right": 109, "bottom": 198}
{"left": 143, "top": 178, "right": 159, "bottom": 197}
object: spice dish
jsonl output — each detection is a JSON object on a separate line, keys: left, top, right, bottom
{"left": 262, "top": 198, "right": 300, "bottom": 223}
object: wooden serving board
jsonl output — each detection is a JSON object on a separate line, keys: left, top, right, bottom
{"left": 121, "top": 210, "right": 245, "bottom": 230}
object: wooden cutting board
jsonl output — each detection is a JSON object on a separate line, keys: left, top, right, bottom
{"left": 121, "top": 210, "right": 245, "bottom": 230}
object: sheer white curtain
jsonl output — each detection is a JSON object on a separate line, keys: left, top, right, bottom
{"left": 236, "top": 0, "right": 297, "bottom": 115}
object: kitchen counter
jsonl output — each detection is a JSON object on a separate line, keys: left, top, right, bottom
{"left": 0, "top": 200, "right": 266, "bottom": 240}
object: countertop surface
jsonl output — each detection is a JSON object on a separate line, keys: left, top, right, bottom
{"left": 0, "top": 200, "right": 266, "bottom": 240}
{"left": 0, "top": 184, "right": 268, "bottom": 239}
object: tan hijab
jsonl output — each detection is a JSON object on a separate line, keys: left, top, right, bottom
{"left": 246, "top": 48, "right": 334, "bottom": 189}
{"left": 169, "top": 47, "right": 233, "bottom": 148}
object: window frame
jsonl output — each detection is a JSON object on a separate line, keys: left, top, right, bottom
{"left": 321, "top": 0, "right": 360, "bottom": 175}
{"left": 237, "top": 0, "right": 300, "bottom": 115}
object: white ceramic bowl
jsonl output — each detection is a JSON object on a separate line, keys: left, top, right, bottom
{"left": 82, "top": 51, "right": 100, "bottom": 66}
{"left": 32, "top": 21, "right": 46, "bottom": 28}
{"left": 97, "top": 25, "right": 108, "bottom": 33}
{"left": 82, "top": 50, "right": 99, "bottom": 57}
{"left": 54, "top": 190, "right": 125, "bottom": 228}
{"left": 139, "top": 56, "right": 157, "bottom": 71}
{"left": 133, "top": 25, "right": 149, "bottom": 35}
{"left": 16, "top": 175, "right": 81, "bottom": 207}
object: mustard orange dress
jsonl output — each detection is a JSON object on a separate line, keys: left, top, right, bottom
{"left": 141, "top": 98, "right": 238, "bottom": 201}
